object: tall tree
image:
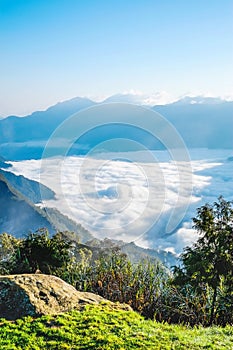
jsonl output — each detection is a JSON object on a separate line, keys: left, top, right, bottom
{"left": 174, "top": 196, "right": 233, "bottom": 325}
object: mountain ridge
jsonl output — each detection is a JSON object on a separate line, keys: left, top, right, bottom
{"left": 0, "top": 169, "right": 93, "bottom": 241}
{"left": 1, "top": 94, "right": 232, "bottom": 121}
{"left": 0, "top": 95, "right": 232, "bottom": 160}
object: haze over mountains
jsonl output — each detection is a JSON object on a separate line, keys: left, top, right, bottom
{"left": 0, "top": 94, "right": 232, "bottom": 160}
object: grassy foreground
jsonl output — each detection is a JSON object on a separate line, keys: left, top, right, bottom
{"left": 0, "top": 304, "right": 232, "bottom": 350}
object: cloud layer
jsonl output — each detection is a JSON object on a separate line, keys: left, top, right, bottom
{"left": 7, "top": 149, "right": 233, "bottom": 254}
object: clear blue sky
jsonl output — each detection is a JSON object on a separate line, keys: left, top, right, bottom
{"left": 0, "top": 0, "right": 232, "bottom": 116}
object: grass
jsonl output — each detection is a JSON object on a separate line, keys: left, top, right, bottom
{"left": 0, "top": 304, "right": 233, "bottom": 349}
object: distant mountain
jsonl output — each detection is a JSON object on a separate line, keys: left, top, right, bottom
{"left": 102, "top": 93, "right": 167, "bottom": 105}
{"left": 168, "top": 95, "right": 226, "bottom": 105}
{"left": 103, "top": 93, "right": 142, "bottom": 104}
{"left": 0, "top": 97, "right": 96, "bottom": 159}
{"left": 102, "top": 93, "right": 229, "bottom": 106}
{"left": 0, "top": 170, "right": 93, "bottom": 241}
{"left": 85, "top": 237, "right": 177, "bottom": 268}
{"left": 120, "top": 241, "right": 177, "bottom": 268}
{"left": 153, "top": 101, "right": 233, "bottom": 149}
{"left": 0, "top": 96, "right": 95, "bottom": 142}
{"left": 0, "top": 95, "right": 232, "bottom": 160}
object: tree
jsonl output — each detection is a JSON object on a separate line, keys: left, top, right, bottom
{"left": 174, "top": 196, "right": 233, "bottom": 325}
{"left": 11, "top": 228, "right": 72, "bottom": 275}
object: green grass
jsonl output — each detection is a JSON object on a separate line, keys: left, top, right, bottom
{"left": 0, "top": 304, "right": 232, "bottom": 349}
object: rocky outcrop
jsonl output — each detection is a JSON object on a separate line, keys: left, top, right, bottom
{"left": 0, "top": 274, "right": 131, "bottom": 320}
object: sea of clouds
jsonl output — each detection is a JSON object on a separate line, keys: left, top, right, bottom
{"left": 7, "top": 148, "right": 233, "bottom": 254}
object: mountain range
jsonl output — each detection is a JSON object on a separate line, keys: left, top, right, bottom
{"left": 0, "top": 95, "right": 232, "bottom": 160}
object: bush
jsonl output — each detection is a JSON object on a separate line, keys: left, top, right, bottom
{"left": 0, "top": 229, "right": 72, "bottom": 276}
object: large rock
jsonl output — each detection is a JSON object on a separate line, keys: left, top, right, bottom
{"left": 0, "top": 274, "right": 131, "bottom": 320}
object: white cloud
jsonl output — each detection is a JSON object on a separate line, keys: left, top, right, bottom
{"left": 7, "top": 149, "right": 233, "bottom": 254}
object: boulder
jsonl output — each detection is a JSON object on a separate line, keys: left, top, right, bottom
{"left": 0, "top": 274, "right": 131, "bottom": 320}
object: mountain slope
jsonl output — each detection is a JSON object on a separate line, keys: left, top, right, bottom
{"left": 0, "top": 169, "right": 55, "bottom": 203}
{"left": 0, "top": 171, "right": 93, "bottom": 241}
{"left": 85, "top": 238, "right": 177, "bottom": 268}
{"left": 0, "top": 172, "right": 54, "bottom": 237}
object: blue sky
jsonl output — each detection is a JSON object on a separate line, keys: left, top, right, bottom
{"left": 0, "top": 0, "right": 232, "bottom": 116}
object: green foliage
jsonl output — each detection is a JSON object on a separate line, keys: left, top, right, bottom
{"left": 152, "top": 283, "right": 219, "bottom": 326}
{"left": 174, "top": 196, "right": 233, "bottom": 325}
{"left": 0, "top": 229, "right": 72, "bottom": 275}
{"left": 64, "top": 247, "right": 169, "bottom": 318}
{"left": 0, "top": 305, "right": 233, "bottom": 349}
{"left": 178, "top": 196, "right": 233, "bottom": 289}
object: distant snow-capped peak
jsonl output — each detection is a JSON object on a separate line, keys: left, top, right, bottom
{"left": 101, "top": 91, "right": 177, "bottom": 106}
{"left": 92, "top": 91, "right": 232, "bottom": 106}
{"left": 172, "top": 95, "right": 227, "bottom": 105}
